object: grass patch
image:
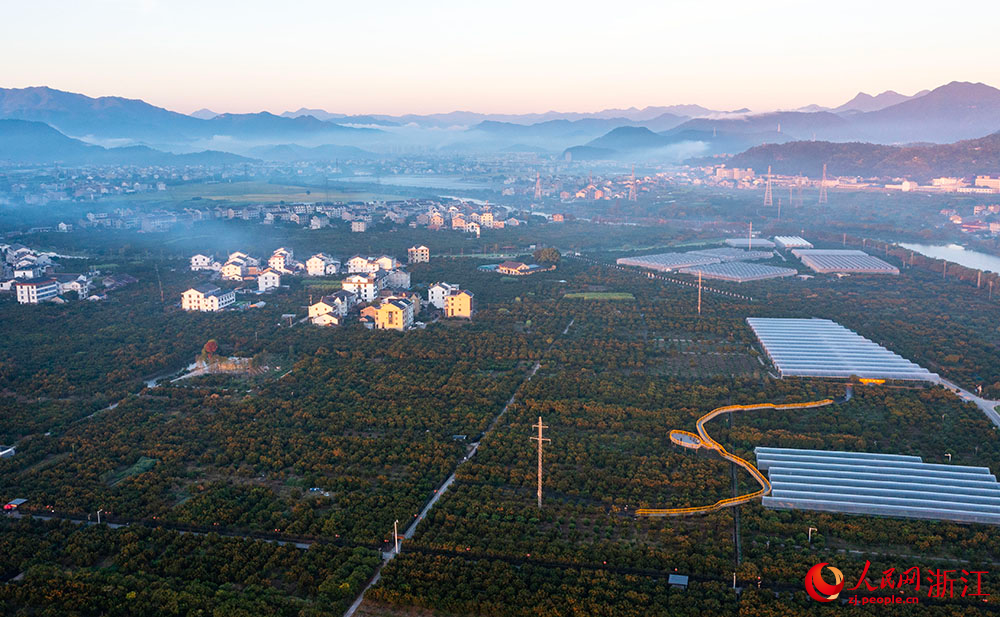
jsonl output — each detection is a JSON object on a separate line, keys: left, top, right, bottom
{"left": 563, "top": 292, "right": 635, "bottom": 300}
{"left": 103, "top": 456, "right": 157, "bottom": 487}
{"left": 302, "top": 279, "right": 342, "bottom": 290}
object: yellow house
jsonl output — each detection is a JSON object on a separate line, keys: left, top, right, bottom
{"left": 445, "top": 289, "right": 474, "bottom": 319}
{"left": 373, "top": 298, "right": 414, "bottom": 331}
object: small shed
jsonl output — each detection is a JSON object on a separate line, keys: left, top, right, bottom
{"left": 668, "top": 574, "right": 689, "bottom": 589}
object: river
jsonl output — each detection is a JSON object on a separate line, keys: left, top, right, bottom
{"left": 898, "top": 243, "right": 1000, "bottom": 274}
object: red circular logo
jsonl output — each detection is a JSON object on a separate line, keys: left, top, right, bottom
{"left": 805, "top": 562, "right": 844, "bottom": 602}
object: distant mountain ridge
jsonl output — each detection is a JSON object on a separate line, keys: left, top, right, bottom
{"left": 0, "top": 86, "right": 376, "bottom": 144}
{"left": 561, "top": 82, "right": 1000, "bottom": 160}
{"left": 3, "top": 82, "right": 1000, "bottom": 161}
{"left": 0, "top": 118, "right": 252, "bottom": 166}
{"left": 728, "top": 131, "right": 1000, "bottom": 180}
{"left": 832, "top": 89, "right": 930, "bottom": 113}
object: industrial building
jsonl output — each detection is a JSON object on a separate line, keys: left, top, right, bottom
{"left": 724, "top": 237, "right": 775, "bottom": 249}
{"left": 757, "top": 447, "right": 1000, "bottom": 525}
{"left": 773, "top": 236, "right": 814, "bottom": 249}
{"left": 616, "top": 253, "right": 721, "bottom": 272}
{"left": 746, "top": 317, "right": 938, "bottom": 381}
{"left": 686, "top": 247, "right": 774, "bottom": 262}
{"left": 679, "top": 262, "right": 797, "bottom": 282}
{"left": 792, "top": 249, "right": 899, "bottom": 274}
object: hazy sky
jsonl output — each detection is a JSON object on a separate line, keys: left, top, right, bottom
{"left": 2, "top": 0, "right": 999, "bottom": 115}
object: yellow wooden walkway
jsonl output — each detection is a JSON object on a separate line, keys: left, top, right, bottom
{"left": 636, "top": 399, "right": 834, "bottom": 517}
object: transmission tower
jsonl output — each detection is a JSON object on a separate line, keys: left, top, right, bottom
{"left": 531, "top": 417, "right": 550, "bottom": 508}
{"left": 534, "top": 172, "right": 542, "bottom": 200}
{"left": 818, "top": 163, "right": 829, "bottom": 204}
{"left": 628, "top": 165, "right": 637, "bottom": 201}
{"left": 763, "top": 166, "right": 773, "bottom": 207}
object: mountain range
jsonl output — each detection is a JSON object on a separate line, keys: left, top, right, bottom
{"left": 2, "top": 82, "right": 1000, "bottom": 168}
{"left": 0, "top": 119, "right": 250, "bottom": 166}
{"left": 559, "top": 82, "right": 1000, "bottom": 160}
{"left": 0, "top": 87, "right": 376, "bottom": 145}
{"left": 728, "top": 131, "right": 1000, "bottom": 181}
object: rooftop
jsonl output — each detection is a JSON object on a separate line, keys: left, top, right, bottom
{"left": 747, "top": 317, "right": 937, "bottom": 381}
{"left": 757, "top": 447, "right": 1000, "bottom": 525}
{"left": 679, "top": 262, "right": 797, "bottom": 282}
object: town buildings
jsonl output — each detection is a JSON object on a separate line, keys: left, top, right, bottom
{"left": 181, "top": 284, "right": 236, "bottom": 312}
{"left": 15, "top": 277, "right": 61, "bottom": 304}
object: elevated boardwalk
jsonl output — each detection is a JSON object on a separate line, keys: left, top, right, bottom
{"left": 636, "top": 399, "right": 834, "bottom": 517}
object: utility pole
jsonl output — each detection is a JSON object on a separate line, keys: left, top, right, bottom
{"left": 697, "top": 271, "right": 702, "bottom": 316}
{"left": 531, "top": 417, "right": 550, "bottom": 508}
{"left": 977, "top": 271, "right": 982, "bottom": 289}
{"left": 748, "top": 221, "right": 753, "bottom": 250}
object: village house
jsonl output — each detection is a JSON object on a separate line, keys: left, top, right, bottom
{"left": 372, "top": 297, "right": 414, "bottom": 331}
{"left": 190, "top": 254, "right": 216, "bottom": 271}
{"left": 445, "top": 289, "right": 475, "bottom": 319}
{"left": 268, "top": 248, "right": 297, "bottom": 273}
{"left": 428, "top": 282, "right": 460, "bottom": 309}
{"left": 497, "top": 261, "right": 547, "bottom": 276}
{"left": 341, "top": 272, "right": 386, "bottom": 302}
{"left": 15, "top": 277, "right": 61, "bottom": 304}
{"left": 306, "top": 253, "right": 340, "bottom": 276}
{"left": 258, "top": 268, "right": 281, "bottom": 292}
{"left": 181, "top": 284, "right": 235, "bottom": 312}
{"left": 385, "top": 269, "right": 411, "bottom": 290}
{"left": 54, "top": 274, "right": 91, "bottom": 298}
{"left": 407, "top": 245, "right": 430, "bottom": 264}
{"left": 309, "top": 290, "right": 358, "bottom": 325}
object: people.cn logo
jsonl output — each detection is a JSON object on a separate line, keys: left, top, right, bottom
{"left": 805, "top": 562, "right": 845, "bottom": 602}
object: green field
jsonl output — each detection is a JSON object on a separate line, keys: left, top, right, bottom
{"left": 302, "top": 278, "right": 342, "bottom": 290}
{"left": 563, "top": 292, "right": 635, "bottom": 300}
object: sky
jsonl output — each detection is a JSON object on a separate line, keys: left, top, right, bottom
{"left": 2, "top": 0, "right": 999, "bottom": 116}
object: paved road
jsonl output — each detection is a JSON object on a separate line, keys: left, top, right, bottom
{"left": 939, "top": 377, "right": 1000, "bottom": 429}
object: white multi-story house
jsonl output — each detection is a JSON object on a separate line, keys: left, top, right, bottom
{"left": 385, "top": 269, "right": 411, "bottom": 290}
{"left": 407, "top": 245, "right": 430, "bottom": 264}
{"left": 268, "top": 248, "right": 296, "bottom": 273}
{"left": 15, "top": 277, "right": 61, "bottom": 304}
{"left": 428, "top": 282, "right": 459, "bottom": 309}
{"left": 308, "top": 290, "right": 358, "bottom": 325}
{"left": 190, "top": 254, "right": 214, "bottom": 271}
{"left": 221, "top": 261, "right": 246, "bottom": 281}
{"left": 347, "top": 255, "right": 378, "bottom": 273}
{"left": 258, "top": 268, "right": 281, "bottom": 292}
{"left": 181, "top": 284, "right": 235, "bottom": 312}
{"left": 341, "top": 272, "right": 386, "bottom": 302}
{"left": 351, "top": 220, "right": 367, "bottom": 232}
{"left": 227, "top": 251, "right": 258, "bottom": 267}
{"left": 54, "top": 274, "right": 90, "bottom": 298}
{"left": 306, "top": 253, "right": 340, "bottom": 276}
{"left": 374, "top": 255, "right": 399, "bottom": 271}
{"left": 13, "top": 265, "right": 41, "bottom": 279}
